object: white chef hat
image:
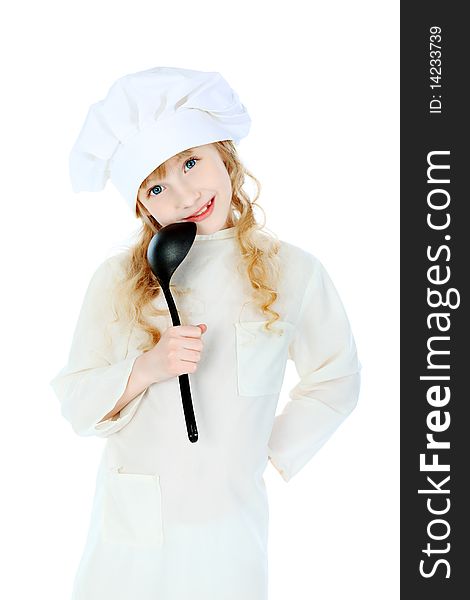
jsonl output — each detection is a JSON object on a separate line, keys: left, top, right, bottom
{"left": 69, "top": 66, "right": 251, "bottom": 211}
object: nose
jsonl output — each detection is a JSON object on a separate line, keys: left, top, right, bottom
{"left": 175, "top": 186, "right": 202, "bottom": 212}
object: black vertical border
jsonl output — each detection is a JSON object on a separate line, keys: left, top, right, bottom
{"left": 401, "top": 2, "right": 468, "bottom": 597}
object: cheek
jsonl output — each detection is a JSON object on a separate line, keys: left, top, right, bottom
{"left": 208, "top": 162, "right": 231, "bottom": 188}
{"left": 150, "top": 206, "right": 171, "bottom": 224}
{"left": 141, "top": 197, "right": 168, "bottom": 223}
{"left": 216, "top": 168, "right": 232, "bottom": 196}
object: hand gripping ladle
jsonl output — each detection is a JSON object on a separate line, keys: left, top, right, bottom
{"left": 146, "top": 221, "right": 199, "bottom": 443}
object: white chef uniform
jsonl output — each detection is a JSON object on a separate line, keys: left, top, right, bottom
{"left": 50, "top": 225, "right": 361, "bottom": 600}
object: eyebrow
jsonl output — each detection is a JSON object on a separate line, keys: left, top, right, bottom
{"left": 176, "top": 148, "right": 197, "bottom": 160}
{"left": 146, "top": 148, "right": 197, "bottom": 186}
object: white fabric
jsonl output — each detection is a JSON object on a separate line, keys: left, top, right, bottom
{"left": 68, "top": 66, "right": 251, "bottom": 210}
{"left": 49, "top": 226, "right": 362, "bottom": 599}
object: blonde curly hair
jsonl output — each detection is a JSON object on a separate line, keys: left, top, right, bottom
{"left": 113, "top": 140, "right": 282, "bottom": 352}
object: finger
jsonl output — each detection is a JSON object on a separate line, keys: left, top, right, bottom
{"left": 178, "top": 348, "right": 201, "bottom": 362}
{"left": 179, "top": 338, "right": 203, "bottom": 351}
{"left": 179, "top": 324, "right": 205, "bottom": 338}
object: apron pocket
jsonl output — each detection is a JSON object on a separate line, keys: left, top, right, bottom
{"left": 103, "top": 468, "right": 163, "bottom": 547}
{"left": 235, "top": 320, "right": 294, "bottom": 397}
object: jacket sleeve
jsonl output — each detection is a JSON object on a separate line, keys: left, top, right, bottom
{"left": 49, "top": 256, "right": 148, "bottom": 438}
{"left": 267, "top": 256, "right": 362, "bottom": 482}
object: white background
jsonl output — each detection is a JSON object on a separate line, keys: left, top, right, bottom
{"left": 1, "top": 1, "right": 399, "bottom": 598}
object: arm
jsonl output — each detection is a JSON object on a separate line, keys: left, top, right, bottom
{"left": 268, "top": 256, "right": 362, "bottom": 482}
{"left": 49, "top": 256, "right": 150, "bottom": 437}
{"left": 98, "top": 353, "right": 153, "bottom": 422}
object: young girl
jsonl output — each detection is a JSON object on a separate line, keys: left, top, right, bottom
{"left": 50, "top": 66, "right": 362, "bottom": 600}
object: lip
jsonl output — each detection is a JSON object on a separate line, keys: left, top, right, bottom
{"left": 183, "top": 196, "right": 215, "bottom": 222}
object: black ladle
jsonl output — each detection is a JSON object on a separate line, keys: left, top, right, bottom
{"left": 146, "top": 221, "right": 199, "bottom": 443}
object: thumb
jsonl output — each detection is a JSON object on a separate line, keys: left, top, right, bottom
{"left": 197, "top": 323, "right": 208, "bottom": 334}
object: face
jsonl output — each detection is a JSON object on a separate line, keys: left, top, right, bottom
{"left": 137, "top": 143, "right": 233, "bottom": 234}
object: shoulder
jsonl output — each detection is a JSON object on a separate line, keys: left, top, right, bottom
{"left": 87, "top": 249, "right": 130, "bottom": 289}
{"left": 255, "top": 227, "right": 318, "bottom": 262}
{"left": 253, "top": 228, "right": 325, "bottom": 290}
{"left": 276, "top": 235, "right": 323, "bottom": 278}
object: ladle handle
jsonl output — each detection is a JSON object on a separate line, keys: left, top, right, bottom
{"left": 162, "top": 286, "right": 199, "bottom": 443}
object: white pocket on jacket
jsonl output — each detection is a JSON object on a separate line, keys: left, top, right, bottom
{"left": 235, "top": 320, "right": 294, "bottom": 397}
{"left": 103, "top": 468, "right": 163, "bottom": 548}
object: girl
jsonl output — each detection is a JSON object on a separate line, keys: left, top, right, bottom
{"left": 50, "top": 66, "right": 362, "bottom": 600}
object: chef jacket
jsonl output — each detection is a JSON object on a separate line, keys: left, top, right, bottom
{"left": 50, "top": 225, "right": 362, "bottom": 600}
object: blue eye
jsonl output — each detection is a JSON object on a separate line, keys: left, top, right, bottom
{"left": 147, "top": 156, "right": 200, "bottom": 197}
{"left": 149, "top": 184, "right": 163, "bottom": 197}
{"left": 184, "top": 157, "right": 199, "bottom": 170}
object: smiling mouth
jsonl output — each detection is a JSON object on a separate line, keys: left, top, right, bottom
{"left": 183, "top": 197, "right": 215, "bottom": 220}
